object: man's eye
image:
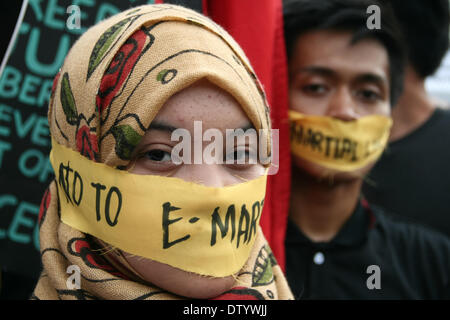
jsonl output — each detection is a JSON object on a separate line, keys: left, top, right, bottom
{"left": 358, "top": 89, "right": 381, "bottom": 102}
{"left": 145, "top": 149, "right": 172, "bottom": 162}
{"left": 302, "top": 84, "right": 327, "bottom": 94}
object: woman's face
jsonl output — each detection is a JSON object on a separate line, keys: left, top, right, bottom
{"left": 119, "top": 80, "right": 265, "bottom": 298}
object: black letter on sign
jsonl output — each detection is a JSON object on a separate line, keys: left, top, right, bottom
{"left": 90, "top": 182, "right": 106, "bottom": 221}
{"left": 210, "top": 205, "right": 236, "bottom": 246}
{"left": 105, "top": 186, "right": 122, "bottom": 227}
{"left": 72, "top": 171, "right": 83, "bottom": 206}
{"left": 162, "top": 202, "right": 190, "bottom": 249}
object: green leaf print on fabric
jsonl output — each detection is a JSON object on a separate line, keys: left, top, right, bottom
{"left": 60, "top": 72, "right": 78, "bottom": 125}
{"left": 111, "top": 124, "right": 141, "bottom": 160}
{"left": 87, "top": 18, "right": 132, "bottom": 79}
{"left": 252, "top": 245, "right": 278, "bottom": 287}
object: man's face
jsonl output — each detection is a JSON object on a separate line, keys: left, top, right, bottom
{"left": 288, "top": 30, "right": 391, "bottom": 180}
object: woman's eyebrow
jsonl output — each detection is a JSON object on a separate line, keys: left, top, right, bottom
{"left": 149, "top": 121, "right": 255, "bottom": 134}
{"left": 148, "top": 121, "right": 179, "bottom": 133}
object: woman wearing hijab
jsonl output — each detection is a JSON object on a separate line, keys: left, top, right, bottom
{"left": 32, "top": 4, "right": 293, "bottom": 300}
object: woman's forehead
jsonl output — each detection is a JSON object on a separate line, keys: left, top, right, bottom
{"left": 150, "top": 80, "right": 253, "bottom": 132}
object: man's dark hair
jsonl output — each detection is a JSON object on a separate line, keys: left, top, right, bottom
{"left": 283, "top": 0, "right": 406, "bottom": 106}
{"left": 381, "top": 0, "right": 449, "bottom": 78}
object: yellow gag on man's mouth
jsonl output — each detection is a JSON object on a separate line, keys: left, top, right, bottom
{"left": 289, "top": 110, "right": 392, "bottom": 172}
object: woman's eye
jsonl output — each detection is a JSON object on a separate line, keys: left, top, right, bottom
{"left": 145, "top": 149, "right": 172, "bottom": 162}
{"left": 225, "top": 148, "right": 257, "bottom": 164}
{"left": 129, "top": 145, "right": 178, "bottom": 174}
{"left": 233, "top": 149, "right": 248, "bottom": 162}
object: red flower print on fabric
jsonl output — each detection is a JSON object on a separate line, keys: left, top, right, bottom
{"left": 76, "top": 125, "right": 99, "bottom": 161}
{"left": 96, "top": 28, "right": 147, "bottom": 114}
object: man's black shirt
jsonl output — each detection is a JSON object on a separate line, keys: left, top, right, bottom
{"left": 363, "top": 108, "right": 450, "bottom": 238}
{"left": 285, "top": 200, "right": 450, "bottom": 299}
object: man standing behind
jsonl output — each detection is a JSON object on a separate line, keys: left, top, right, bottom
{"left": 283, "top": 0, "right": 450, "bottom": 299}
{"left": 363, "top": 0, "right": 450, "bottom": 238}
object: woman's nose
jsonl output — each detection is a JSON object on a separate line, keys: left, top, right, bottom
{"left": 177, "top": 163, "right": 231, "bottom": 188}
{"left": 326, "top": 87, "right": 358, "bottom": 121}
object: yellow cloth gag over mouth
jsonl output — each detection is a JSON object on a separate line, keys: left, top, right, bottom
{"left": 50, "top": 139, "right": 268, "bottom": 278}
{"left": 289, "top": 110, "right": 392, "bottom": 172}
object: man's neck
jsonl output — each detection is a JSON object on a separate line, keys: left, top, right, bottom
{"left": 390, "top": 67, "right": 435, "bottom": 142}
{"left": 290, "top": 166, "right": 362, "bottom": 243}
